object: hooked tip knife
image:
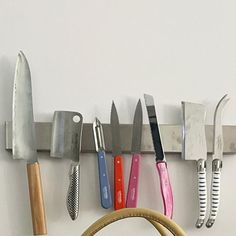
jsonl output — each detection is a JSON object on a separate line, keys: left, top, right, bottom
{"left": 126, "top": 99, "right": 143, "bottom": 208}
{"left": 144, "top": 94, "right": 173, "bottom": 219}
{"left": 13, "top": 51, "right": 47, "bottom": 235}
{"left": 110, "top": 101, "right": 125, "bottom": 210}
{"left": 206, "top": 94, "right": 229, "bottom": 228}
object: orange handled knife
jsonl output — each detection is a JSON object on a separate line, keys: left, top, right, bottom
{"left": 110, "top": 101, "right": 125, "bottom": 210}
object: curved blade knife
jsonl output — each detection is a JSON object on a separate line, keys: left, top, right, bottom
{"left": 206, "top": 94, "right": 229, "bottom": 228}
{"left": 13, "top": 51, "right": 47, "bottom": 235}
{"left": 144, "top": 94, "right": 173, "bottom": 219}
{"left": 110, "top": 101, "right": 125, "bottom": 210}
{"left": 126, "top": 99, "right": 143, "bottom": 208}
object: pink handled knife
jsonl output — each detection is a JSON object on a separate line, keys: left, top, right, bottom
{"left": 126, "top": 100, "right": 143, "bottom": 208}
{"left": 144, "top": 94, "right": 173, "bottom": 219}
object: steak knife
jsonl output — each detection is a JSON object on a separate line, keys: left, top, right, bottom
{"left": 110, "top": 101, "right": 125, "bottom": 210}
{"left": 144, "top": 94, "right": 173, "bottom": 218}
{"left": 126, "top": 99, "right": 143, "bottom": 208}
{"left": 12, "top": 51, "right": 47, "bottom": 235}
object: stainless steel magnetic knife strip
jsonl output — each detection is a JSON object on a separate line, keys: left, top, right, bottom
{"left": 5, "top": 122, "right": 236, "bottom": 154}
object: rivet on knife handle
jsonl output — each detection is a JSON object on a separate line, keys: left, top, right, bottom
{"left": 67, "top": 162, "right": 80, "bottom": 220}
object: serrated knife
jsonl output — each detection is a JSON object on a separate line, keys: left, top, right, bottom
{"left": 12, "top": 51, "right": 47, "bottom": 235}
{"left": 144, "top": 94, "right": 173, "bottom": 219}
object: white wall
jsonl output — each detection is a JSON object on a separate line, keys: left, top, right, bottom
{"left": 0, "top": 1, "right": 236, "bottom": 235}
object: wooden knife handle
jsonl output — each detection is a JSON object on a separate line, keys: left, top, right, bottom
{"left": 27, "top": 162, "right": 47, "bottom": 235}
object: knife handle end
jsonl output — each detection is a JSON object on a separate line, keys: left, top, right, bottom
{"left": 27, "top": 162, "right": 47, "bottom": 235}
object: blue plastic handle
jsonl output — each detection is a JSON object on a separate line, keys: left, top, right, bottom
{"left": 97, "top": 150, "right": 112, "bottom": 209}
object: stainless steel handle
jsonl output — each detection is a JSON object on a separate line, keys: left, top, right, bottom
{"left": 195, "top": 159, "right": 207, "bottom": 228}
{"left": 67, "top": 162, "right": 80, "bottom": 220}
{"left": 206, "top": 159, "right": 222, "bottom": 228}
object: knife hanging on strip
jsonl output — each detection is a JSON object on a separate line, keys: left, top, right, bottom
{"left": 144, "top": 94, "right": 173, "bottom": 218}
{"left": 126, "top": 99, "right": 143, "bottom": 208}
{"left": 110, "top": 101, "right": 126, "bottom": 210}
{"left": 206, "top": 94, "right": 229, "bottom": 228}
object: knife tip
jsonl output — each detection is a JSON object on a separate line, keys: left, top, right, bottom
{"left": 144, "top": 94, "right": 154, "bottom": 106}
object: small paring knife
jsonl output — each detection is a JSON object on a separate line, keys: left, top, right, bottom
{"left": 50, "top": 111, "right": 83, "bottom": 221}
{"left": 144, "top": 94, "right": 173, "bottom": 219}
{"left": 126, "top": 99, "right": 143, "bottom": 208}
{"left": 110, "top": 101, "right": 126, "bottom": 210}
{"left": 93, "top": 118, "right": 112, "bottom": 209}
{"left": 206, "top": 94, "right": 229, "bottom": 228}
{"left": 12, "top": 51, "right": 47, "bottom": 235}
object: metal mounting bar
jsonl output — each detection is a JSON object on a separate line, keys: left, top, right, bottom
{"left": 5, "top": 121, "right": 236, "bottom": 154}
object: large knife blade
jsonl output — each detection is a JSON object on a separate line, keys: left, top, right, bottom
{"left": 126, "top": 99, "right": 143, "bottom": 208}
{"left": 13, "top": 51, "right": 47, "bottom": 235}
{"left": 144, "top": 94, "right": 173, "bottom": 219}
{"left": 110, "top": 101, "right": 125, "bottom": 210}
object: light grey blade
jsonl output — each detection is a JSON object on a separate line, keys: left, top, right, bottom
{"left": 93, "top": 117, "right": 105, "bottom": 152}
{"left": 144, "top": 94, "right": 165, "bottom": 161}
{"left": 12, "top": 51, "right": 37, "bottom": 163}
{"left": 110, "top": 102, "right": 122, "bottom": 156}
{"left": 50, "top": 111, "right": 83, "bottom": 162}
{"left": 182, "top": 102, "right": 207, "bottom": 161}
{"left": 131, "top": 99, "right": 143, "bottom": 153}
{"left": 213, "top": 94, "right": 230, "bottom": 160}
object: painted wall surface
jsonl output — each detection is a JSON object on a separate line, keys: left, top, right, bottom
{"left": 0, "top": 1, "right": 236, "bottom": 235}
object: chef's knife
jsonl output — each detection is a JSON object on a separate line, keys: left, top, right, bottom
{"left": 93, "top": 118, "right": 112, "bottom": 209}
{"left": 144, "top": 94, "right": 173, "bottom": 219}
{"left": 126, "top": 99, "right": 143, "bottom": 208}
{"left": 12, "top": 51, "right": 47, "bottom": 235}
{"left": 182, "top": 102, "right": 207, "bottom": 228}
{"left": 110, "top": 101, "right": 125, "bottom": 210}
{"left": 206, "top": 94, "right": 229, "bottom": 228}
{"left": 50, "top": 111, "right": 83, "bottom": 220}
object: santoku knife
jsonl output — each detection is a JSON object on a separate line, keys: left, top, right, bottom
{"left": 12, "top": 51, "right": 47, "bottom": 235}
{"left": 144, "top": 94, "right": 173, "bottom": 218}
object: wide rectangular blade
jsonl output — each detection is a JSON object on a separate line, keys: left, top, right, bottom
{"left": 182, "top": 102, "right": 207, "bottom": 161}
{"left": 110, "top": 102, "right": 122, "bottom": 156}
{"left": 144, "top": 94, "right": 165, "bottom": 161}
{"left": 50, "top": 111, "right": 83, "bottom": 161}
{"left": 131, "top": 99, "right": 143, "bottom": 153}
{"left": 12, "top": 51, "right": 37, "bottom": 162}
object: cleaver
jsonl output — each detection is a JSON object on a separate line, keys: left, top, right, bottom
{"left": 182, "top": 102, "right": 207, "bottom": 228}
{"left": 50, "top": 111, "right": 83, "bottom": 220}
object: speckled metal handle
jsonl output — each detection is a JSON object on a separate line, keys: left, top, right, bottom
{"left": 67, "top": 162, "right": 80, "bottom": 220}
